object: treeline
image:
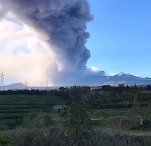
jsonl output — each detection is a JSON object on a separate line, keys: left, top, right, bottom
{"left": 1, "top": 85, "right": 151, "bottom": 109}
{"left": 1, "top": 84, "right": 151, "bottom": 95}
{"left": 0, "top": 89, "right": 49, "bottom": 95}
{"left": 99, "top": 84, "right": 151, "bottom": 92}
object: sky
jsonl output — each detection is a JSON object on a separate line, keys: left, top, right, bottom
{"left": 87, "top": 0, "right": 151, "bottom": 77}
{"left": 0, "top": 0, "right": 151, "bottom": 85}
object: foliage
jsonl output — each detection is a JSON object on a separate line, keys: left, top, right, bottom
{"left": 2, "top": 127, "right": 151, "bottom": 146}
{"left": 0, "top": 135, "right": 15, "bottom": 146}
{"left": 61, "top": 101, "right": 92, "bottom": 145}
{"left": 61, "top": 101, "right": 91, "bottom": 132}
{"left": 22, "top": 112, "right": 54, "bottom": 128}
{"left": 1, "top": 85, "right": 151, "bottom": 134}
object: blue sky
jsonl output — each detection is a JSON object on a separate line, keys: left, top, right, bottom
{"left": 86, "top": 0, "right": 151, "bottom": 77}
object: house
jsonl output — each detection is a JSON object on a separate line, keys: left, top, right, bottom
{"left": 52, "top": 105, "right": 64, "bottom": 113}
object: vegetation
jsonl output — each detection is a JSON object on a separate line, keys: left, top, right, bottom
{"left": 0, "top": 135, "right": 15, "bottom": 146}
{"left": 0, "top": 85, "right": 151, "bottom": 145}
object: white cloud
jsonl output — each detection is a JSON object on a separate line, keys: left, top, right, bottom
{"left": 0, "top": 15, "right": 53, "bottom": 85}
{"left": 89, "top": 66, "right": 100, "bottom": 73}
{"left": 85, "top": 66, "right": 115, "bottom": 77}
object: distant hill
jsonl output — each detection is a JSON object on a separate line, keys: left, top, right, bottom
{"left": 4, "top": 83, "right": 27, "bottom": 90}
{"left": 3, "top": 72, "right": 151, "bottom": 89}
{"left": 4, "top": 83, "right": 59, "bottom": 90}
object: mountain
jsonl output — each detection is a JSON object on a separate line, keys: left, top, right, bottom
{"left": 3, "top": 83, "right": 59, "bottom": 90}
{"left": 3, "top": 72, "right": 151, "bottom": 90}
{"left": 82, "top": 71, "right": 151, "bottom": 86}
{"left": 4, "top": 82, "right": 27, "bottom": 90}
{"left": 104, "top": 72, "right": 151, "bottom": 85}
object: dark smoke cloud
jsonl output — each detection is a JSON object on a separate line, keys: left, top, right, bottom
{"left": 0, "top": 0, "right": 93, "bottom": 85}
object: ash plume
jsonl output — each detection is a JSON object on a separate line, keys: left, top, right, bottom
{"left": 0, "top": 0, "right": 93, "bottom": 85}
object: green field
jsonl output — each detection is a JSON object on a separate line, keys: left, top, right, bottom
{"left": 0, "top": 94, "right": 66, "bottom": 129}
{"left": 1, "top": 89, "right": 151, "bottom": 132}
{"left": 0, "top": 87, "right": 151, "bottom": 146}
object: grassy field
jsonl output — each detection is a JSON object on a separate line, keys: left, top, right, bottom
{"left": 0, "top": 94, "right": 66, "bottom": 130}
{"left": 0, "top": 90, "right": 151, "bottom": 134}
{"left": 1, "top": 88, "right": 151, "bottom": 145}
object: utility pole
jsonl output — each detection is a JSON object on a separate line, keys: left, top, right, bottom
{"left": 47, "top": 80, "right": 49, "bottom": 90}
{"left": 0, "top": 71, "right": 5, "bottom": 91}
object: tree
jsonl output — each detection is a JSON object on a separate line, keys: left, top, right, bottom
{"left": 61, "top": 101, "right": 91, "bottom": 145}
{"left": 118, "top": 84, "right": 125, "bottom": 92}
{"left": 69, "top": 86, "right": 91, "bottom": 101}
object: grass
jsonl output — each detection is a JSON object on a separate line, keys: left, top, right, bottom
{"left": 0, "top": 94, "right": 66, "bottom": 105}
{"left": 50, "top": 113, "right": 61, "bottom": 122}
{"left": 88, "top": 108, "right": 151, "bottom": 135}
{"left": 0, "top": 93, "right": 151, "bottom": 135}
{"left": 0, "top": 94, "right": 67, "bottom": 130}
{"left": 89, "top": 108, "right": 129, "bottom": 119}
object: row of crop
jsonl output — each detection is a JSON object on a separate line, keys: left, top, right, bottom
{"left": 0, "top": 104, "right": 54, "bottom": 110}
{"left": 0, "top": 95, "right": 65, "bottom": 104}
{"left": 0, "top": 104, "right": 52, "bottom": 129}
{"left": 0, "top": 113, "right": 24, "bottom": 120}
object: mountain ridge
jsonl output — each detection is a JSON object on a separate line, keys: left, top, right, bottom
{"left": 2, "top": 72, "right": 151, "bottom": 90}
{"left": 82, "top": 71, "right": 151, "bottom": 86}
